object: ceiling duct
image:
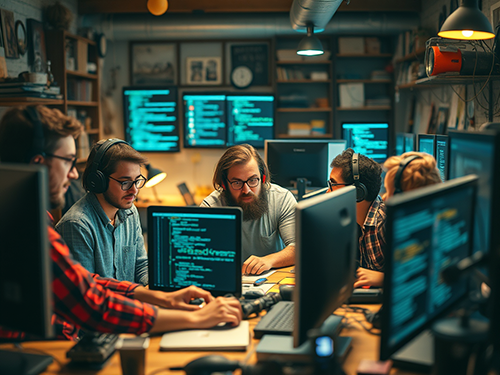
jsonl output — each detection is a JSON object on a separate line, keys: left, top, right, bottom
{"left": 290, "top": 0, "right": 344, "bottom": 32}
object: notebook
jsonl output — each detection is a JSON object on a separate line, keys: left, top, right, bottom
{"left": 159, "top": 321, "right": 250, "bottom": 351}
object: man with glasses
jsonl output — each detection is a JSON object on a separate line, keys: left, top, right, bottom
{"left": 202, "top": 144, "right": 296, "bottom": 275}
{"left": 328, "top": 148, "right": 386, "bottom": 287}
{"left": 56, "top": 140, "right": 150, "bottom": 285}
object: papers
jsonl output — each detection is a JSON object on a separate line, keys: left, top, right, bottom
{"left": 242, "top": 283, "right": 274, "bottom": 295}
{"left": 159, "top": 321, "right": 250, "bottom": 351}
{"left": 241, "top": 270, "right": 276, "bottom": 284}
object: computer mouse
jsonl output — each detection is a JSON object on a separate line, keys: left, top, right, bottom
{"left": 279, "top": 284, "right": 294, "bottom": 301}
{"left": 188, "top": 298, "right": 205, "bottom": 305}
{"left": 180, "top": 355, "right": 241, "bottom": 375}
{"left": 243, "top": 290, "right": 264, "bottom": 299}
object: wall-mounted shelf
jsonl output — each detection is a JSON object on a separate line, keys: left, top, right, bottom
{"left": 337, "top": 106, "right": 391, "bottom": 111}
{"left": 0, "top": 97, "right": 64, "bottom": 106}
{"left": 337, "top": 79, "right": 392, "bottom": 84}
{"left": 277, "top": 108, "right": 332, "bottom": 112}
{"left": 276, "top": 61, "right": 331, "bottom": 65}
{"left": 336, "top": 53, "right": 392, "bottom": 58}
{"left": 277, "top": 79, "right": 330, "bottom": 83}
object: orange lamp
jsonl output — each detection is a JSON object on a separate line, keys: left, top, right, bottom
{"left": 147, "top": 0, "right": 168, "bottom": 16}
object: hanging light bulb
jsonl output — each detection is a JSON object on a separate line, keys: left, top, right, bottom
{"left": 147, "top": 0, "right": 169, "bottom": 16}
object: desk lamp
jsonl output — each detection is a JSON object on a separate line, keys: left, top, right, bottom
{"left": 145, "top": 164, "right": 167, "bottom": 203}
{"left": 438, "top": 0, "right": 494, "bottom": 40}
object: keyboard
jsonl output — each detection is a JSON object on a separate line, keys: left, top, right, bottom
{"left": 347, "top": 288, "right": 383, "bottom": 304}
{"left": 253, "top": 301, "right": 294, "bottom": 339}
{"left": 66, "top": 332, "right": 119, "bottom": 364}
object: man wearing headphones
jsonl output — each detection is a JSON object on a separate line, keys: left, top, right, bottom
{"left": 56, "top": 139, "right": 149, "bottom": 285}
{"left": 327, "top": 148, "right": 386, "bottom": 288}
{"left": 202, "top": 144, "right": 296, "bottom": 275}
{"left": 0, "top": 106, "right": 241, "bottom": 340}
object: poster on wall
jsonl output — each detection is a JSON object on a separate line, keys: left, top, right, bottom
{"left": 1, "top": 9, "right": 18, "bottom": 59}
{"left": 130, "top": 42, "right": 177, "bottom": 85}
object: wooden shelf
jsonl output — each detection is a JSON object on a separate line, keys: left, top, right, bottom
{"left": 414, "top": 75, "right": 500, "bottom": 85}
{"left": 276, "top": 60, "right": 332, "bottom": 65}
{"left": 336, "top": 53, "right": 392, "bottom": 58}
{"left": 277, "top": 133, "right": 334, "bottom": 139}
{"left": 276, "top": 79, "right": 330, "bottom": 83}
{"left": 64, "top": 33, "right": 96, "bottom": 45}
{"left": 336, "top": 106, "right": 391, "bottom": 111}
{"left": 67, "top": 100, "right": 99, "bottom": 107}
{"left": 0, "top": 97, "right": 64, "bottom": 106}
{"left": 67, "top": 70, "right": 98, "bottom": 80}
{"left": 337, "top": 79, "right": 392, "bottom": 84}
{"left": 277, "top": 107, "right": 332, "bottom": 112}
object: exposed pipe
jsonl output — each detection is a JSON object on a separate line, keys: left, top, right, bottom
{"left": 290, "top": 0, "right": 345, "bottom": 31}
{"left": 82, "top": 12, "right": 419, "bottom": 41}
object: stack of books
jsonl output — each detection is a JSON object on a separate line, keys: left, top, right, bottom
{"left": 0, "top": 82, "right": 62, "bottom": 99}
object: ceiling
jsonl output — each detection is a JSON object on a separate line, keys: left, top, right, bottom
{"left": 78, "top": 0, "right": 421, "bottom": 14}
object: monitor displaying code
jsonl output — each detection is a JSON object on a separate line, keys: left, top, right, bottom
{"left": 342, "top": 123, "right": 389, "bottom": 163}
{"left": 227, "top": 95, "right": 274, "bottom": 148}
{"left": 123, "top": 87, "right": 179, "bottom": 152}
{"left": 418, "top": 135, "right": 435, "bottom": 156}
{"left": 183, "top": 94, "right": 227, "bottom": 148}
{"left": 435, "top": 136, "right": 449, "bottom": 181}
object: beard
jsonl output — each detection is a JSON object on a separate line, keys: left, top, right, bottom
{"left": 103, "top": 190, "right": 134, "bottom": 210}
{"left": 221, "top": 187, "right": 269, "bottom": 221}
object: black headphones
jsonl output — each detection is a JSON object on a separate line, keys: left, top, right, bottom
{"left": 351, "top": 153, "right": 368, "bottom": 203}
{"left": 393, "top": 155, "right": 423, "bottom": 195}
{"left": 24, "top": 106, "right": 45, "bottom": 162}
{"left": 85, "top": 138, "right": 128, "bottom": 194}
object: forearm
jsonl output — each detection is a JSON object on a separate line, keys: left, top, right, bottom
{"left": 133, "top": 287, "right": 172, "bottom": 308}
{"left": 149, "top": 309, "right": 197, "bottom": 333}
{"left": 262, "top": 245, "right": 295, "bottom": 268}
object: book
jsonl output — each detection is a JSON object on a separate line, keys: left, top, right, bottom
{"left": 159, "top": 321, "right": 250, "bottom": 351}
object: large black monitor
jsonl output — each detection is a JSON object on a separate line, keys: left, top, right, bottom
{"left": 147, "top": 206, "right": 242, "bottom": 297}
{"left": 380, "top": 175, "right": 478, "bottom": 368}
{"left": 449, "top": 131, "right": 500, "bottom": 256}
{"left": 404, "top": 133, "right": 415, "bottom": 152}
{"left": 417, "top": 134, "right": 435, "bottom": 156}
{"left": 123, "top": 86, "right": 180, "bottom": 152}
{"left": 342, "top": 122, "right": 389, "bottom": 163}
{"left": 0, "top": 164, "right": 54, "bottom": 373}
{"left": 265, "top": 140, "right": 346, "bottom": 190}
{"left": 226, "top": 94, "right": 275, "bottom": 148}
{"left": 183, "top": 93, "right": 227, "bottom": 148}
{"left": 435, "top": 135, "right": 449, "bottom": 181}
{"left": 294, "top": 186, "right": 357, "bottom": 347}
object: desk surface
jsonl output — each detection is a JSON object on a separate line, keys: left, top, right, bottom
{"left": 0, "top": 268, "right": 416, "bottom": 375}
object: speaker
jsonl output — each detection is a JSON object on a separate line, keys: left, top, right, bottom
{"left": 426, "top": 45, "right": 497, "bottom": 77}
{"left": 86, "top": 139, "right": 128, "bottom": 194}
{"left": 24, "top": 107, "right": 45, "bottom": 161}
{"left": 351, "top": 153, "right": 367, "bottom": 203}
{"left": 393, "top": 155, "right": 423, "bottom": 195}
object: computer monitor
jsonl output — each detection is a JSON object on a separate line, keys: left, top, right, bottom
{"left": 417, "top": 134, "right": 435, "bottom": 156}
{"left": 294, "top": 186, "right": 357, "bottom": 347}
{"left": 123, "top": 86, "right": 179, "bottom": 152}
{"left": 183, "top": 93, "right": 227, "bottom": 148}
{"left": 396, "top": 133, "right": 405, "bottom": 156}
{"left": 226, "top": 94, "right": 275, "bottom": 148}
{"left": 147, "top": 206, "right": 242, "bottom": 297}
{"left": 404, "top": 133, "right": 415, "bottom": 152}
{"left": 435, "top": 135, "right": 449, "bottom": 181}
{"left": 264, "top": 140, "right": 346, "bottom": 189}
{"left": 449, "top": 130, "right": 500, "bottom": 256}
{"left": 342, "top": 122, "right": 389, "bottom": 163}
{"left": 0, "top": 164, "right": 54, "bottom": 373}
{"left": 380, "top": 175, "right": 478, "bottom": 367}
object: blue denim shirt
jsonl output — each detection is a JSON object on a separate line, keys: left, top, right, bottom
{"left": 56, "top": 193, "right": 148, "bottom": 285}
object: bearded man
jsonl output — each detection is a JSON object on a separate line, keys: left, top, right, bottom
{"left": 202, "top": 144, "right": 296, "bottom": 275}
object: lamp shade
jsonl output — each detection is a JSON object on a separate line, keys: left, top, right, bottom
{"left": 145, "top": 164, "right": 167, "bottom": 188}
{"left": 297, "top": 35, "right": 325, "bottom": 56}
{"left": 147, "top": 0, "right": 168, "bottom": 16}
{"left": 438, "top": 0, "right": 494, "bottom": 40}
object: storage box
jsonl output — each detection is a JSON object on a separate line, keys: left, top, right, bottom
{"left": 288, "top": 122, "right": 311, "bottom": 136}
{"left": 339, "top": 83, "right": 364, "bottom": 108}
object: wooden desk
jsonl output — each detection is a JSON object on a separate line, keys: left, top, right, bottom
{"left": 0, "top": 268, "right": 415, "bottom": 375}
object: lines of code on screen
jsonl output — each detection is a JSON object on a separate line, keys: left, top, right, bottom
{"left": 342, "top": 123, "right": 389, "bottom": 163}
{"left": 184, "top": 94, "right": 226, "bottom": 147}
{"left": 124, "top": 88, "right": 179, "bottom": 152}
{"left": 151, "top": 212, "right": 237, "bottom": 292}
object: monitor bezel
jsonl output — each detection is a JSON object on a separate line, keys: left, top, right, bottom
{"left": 122, "top": 85, "right": 180, "bottom": 153}
{"left": 380, "top": 174, "right": 478, "bottom": 361}
{"left": 341, "top": 122, "right": 390, "bottom": 163}
{"left": 147, "top": 205, "right": 243, "bottom": 298}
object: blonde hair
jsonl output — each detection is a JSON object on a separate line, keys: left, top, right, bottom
{"left": 383, "top": 151, "right": 442, "bottom": 199}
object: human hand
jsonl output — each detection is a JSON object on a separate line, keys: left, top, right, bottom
{"left": 354, "top": 267, "right": 384, "bottom": 288}
{"left": 242, "top": 255, "right": 272, "bottom": 275}
{"left": 161, "top": 286, "right": 215, "bottom": 311}
{"left": 191, "top": 296, "right": 242, "bottom": 328}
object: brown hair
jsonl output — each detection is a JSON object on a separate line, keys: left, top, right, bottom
{"left": 0, "top": 105, "right": 82, "bottom": 163}
{"left": 212, "top": 144, "right": 271, "bottom": 191}
{"left": 383, "top": 151, "right": 442, "bottom": 198}
{"left": 82, "top": 139, "right": 148, "bottom": 191}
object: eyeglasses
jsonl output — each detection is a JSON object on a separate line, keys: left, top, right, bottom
{"left": 327, "top": 179, "right": 352, "bottom": 190}
{"left": 45, "top": 153, "right": 77, "bottom": 171}
{"left": 109, "top": 175, "right": 147, "bottom": 191}
{"left": 228, "top": 177, "right": 260, "bottom": 190}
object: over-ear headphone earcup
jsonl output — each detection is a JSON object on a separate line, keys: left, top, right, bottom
{"left": 355, "top": 183, "right": 368, "bottom": 203}
{"left": 262, "top": 174, "right": 266, "bottom": 184}
{"left": 221, "top": 181, "right": 226, "bottom": 190}
{"left": 87, "top": 170, "right": 109, "bottom": 194}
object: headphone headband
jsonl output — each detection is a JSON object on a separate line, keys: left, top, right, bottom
{"left": 351, "top": 152, "right": 367, "bottom": 202}
{"left": 24, "top": 107, "right": 45, "bottom": 161}
{"left": 393, "top": 155, "right": 423, "bottom": 195}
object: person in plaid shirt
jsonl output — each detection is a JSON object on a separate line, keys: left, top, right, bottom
{"left": 327, "top": 148, "right": 386, "bottom": 288}
{"left": 0, "top": 106, "right": 242, "bottom": 341}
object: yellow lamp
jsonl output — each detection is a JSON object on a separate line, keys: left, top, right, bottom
{"left": 145, "top": 164, "right": 167, "bottom": 202}
{"left": 147, "top": 0, "right": 169, "bottom": 16}
{"left": 438, "top": 0, "right": 494, "bottom": 40}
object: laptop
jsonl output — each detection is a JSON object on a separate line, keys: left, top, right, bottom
{"left": 147, "top": 206, "right": 243, "bottom": 297}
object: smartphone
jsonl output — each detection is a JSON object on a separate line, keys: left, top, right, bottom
{"left": 253, "top": 277, "right": 267, "bottom": 286}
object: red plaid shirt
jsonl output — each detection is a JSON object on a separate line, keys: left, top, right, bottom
{"left": 359, "top": 196, "right": 387, "bottom": 271}
{"left": 0, "top": 221, "right": 157, "bottom": 341}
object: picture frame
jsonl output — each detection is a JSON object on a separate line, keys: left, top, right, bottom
{"left": 1, "top": 9, "right": 18, "bottom": 59}
{"left": 15, "top": 20, "right": 26, "bottom": 56}
{"left": 27, "top": 18, "right": 47, "bottom": 71}
{"left": 130, "top": 42, "right": 177, "bottom": 85}
{"left": 186, "top": 57, "right": 222, "bottom": 85}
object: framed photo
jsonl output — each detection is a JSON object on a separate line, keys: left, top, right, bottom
{"left": 15, "top": 20, "right": 26, "bottom": 56}
{"left": 186, "top": 57, "right": 221, "bottom": 85}
{"left": 27, "top": 18, "right": 47, "bottom": 71}
{"left": 130, "top": 42, "right": 177, "bottom": 85}
{"left": 1, "top": 9, "right": 18, "bottom": 58}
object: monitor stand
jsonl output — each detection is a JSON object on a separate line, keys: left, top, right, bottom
{"left": 256, "top": 314, "right": 352, "bottom": 364}
{"left": 391, "top": 330, "right": 434, "bottom": 373}
{"left": 0, "top": 349, "right": 53, "bottom": 375}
